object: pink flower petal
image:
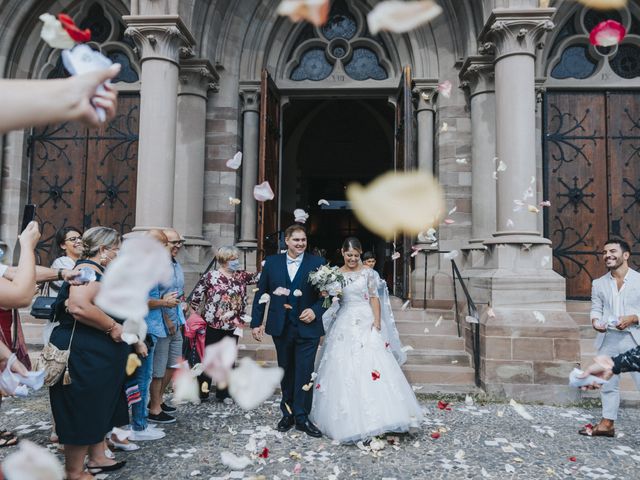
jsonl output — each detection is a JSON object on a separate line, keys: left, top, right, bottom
{"left": 253, "top": 181, "right": 275, "bottom": 202}
{"left": 437, "top": 80, "right": 452, "bottom": 99}
{"left": 276, "top": 0, "right": 330, "bottom": 27}
{"left": 444, "top": 218, "right": 455, "bottom": 225}
{"left": 590, "top": 20, "right": 626, "bottom": 47}
{"left": 539, "top": 200, "right": 551, "bottom": 207}
{"left": 391, "top": 252, "right": 401, "bottom": 261}
{"left": 202, "top": 336, "right": 237, "bottom": 383}
{"left": 226, "top": 152, "right": 242, "bottom": 170}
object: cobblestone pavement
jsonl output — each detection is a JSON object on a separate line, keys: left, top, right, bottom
{"left": 1, "top": 391, "right": 640, "bottom": 479}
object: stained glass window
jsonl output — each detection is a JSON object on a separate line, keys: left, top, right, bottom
{"left": 80, "top": 3, "right": 112, "bottom": 44}
{"left": 610, "top": 44, "right": 640, "bottom": 79}
{"left": 107, "top": 51, "right": 139, "bottom": 83}
{"left": 551, "top": 45, "right": 598, "bottom": 80}
{"left": 345, "top": 48, "right": 387, "bottom": 80}
{"left": 291, "top": 49, "right": 333, "bottom": 81}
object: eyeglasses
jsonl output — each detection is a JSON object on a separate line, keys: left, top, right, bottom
{"left": 65, "top": 236, "right": 82, "bottom": 243}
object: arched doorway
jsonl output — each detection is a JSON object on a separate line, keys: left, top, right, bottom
{"left": 280, "top": 98, "right": 394, "bottom": 276}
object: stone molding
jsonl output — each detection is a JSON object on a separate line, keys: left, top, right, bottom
{"left": 239, "top": 81, "right": 261, "bottom": 114}
{"left": 178, "top": 58, "right": 219, "bottom": 98}
{"left": 412, "top": 79, "right": 439, "bottom": 113}
{"left": 123, "top": 15, "right": 195, "bottom": 65}
{"left": 479, "top": 8, "right": 555, "bottom": 62}
{"left": 459, "top": 56, "right": 495, "bottom": 98}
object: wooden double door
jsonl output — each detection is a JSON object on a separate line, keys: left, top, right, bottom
{"left": 544, "top": 91, "right": 640, "bottom": 299}
{"left": 27, "top": 93, "right": 140, "bottom": 266}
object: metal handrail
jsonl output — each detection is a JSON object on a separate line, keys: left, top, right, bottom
{"left": 450, "top": 258, "right": 481, "bottom": 388}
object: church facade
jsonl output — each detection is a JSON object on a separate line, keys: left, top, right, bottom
{"left": 1, "top": 0, "right": 640, "bottom": 400}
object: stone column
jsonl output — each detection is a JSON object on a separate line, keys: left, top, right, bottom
{"left": 481, "top": 9, "right": 553, "bottom": 242}
{"left": 174, "top": 58, "right": 218, "bottom": 242}
{"left": 123, "top": 15, "right": 195, "bottom": 230}
{"left": 459, "top": 56, "right": 497, "bottom": 248}
{"left": 236, "top": 82, "right": 261, "bottom": 249}
{"left": 469, "top": 8, "right": 580, "bottom": 403}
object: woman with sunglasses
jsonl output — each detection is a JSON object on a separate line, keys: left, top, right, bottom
{"left": 50, "top": 227, "right": 83, "bottom": 294}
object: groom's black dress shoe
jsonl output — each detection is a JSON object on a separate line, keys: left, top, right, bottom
{"left": 276, "top": 416, "right": 295, "bottom": 432}
{"left": 295, "top": 420, "right": 322, "bottom": 438}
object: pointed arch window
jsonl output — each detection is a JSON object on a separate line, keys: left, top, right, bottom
{"left": 547, "top": 5, "right": 640, "bottom": 81}
{"left": 286, "top": 0, "right": 392, "bottom": 82}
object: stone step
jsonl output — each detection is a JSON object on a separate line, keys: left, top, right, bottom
{"left": 401, "top": 364, "right": 476, "bottom": 386}
{"left": 394, "top": 320, "right": 459, "bottom": 336}
{"left": 405, "top": 349, "right": 471, "bottom": 367}
{"left": 566, "top": 300, "right": 592, "bottom": 313}
{"left": 390, "top": 308, "right": 455, "bottom": 322}
{"left": 399, "top": 333, "right": 465, "bottom": 350}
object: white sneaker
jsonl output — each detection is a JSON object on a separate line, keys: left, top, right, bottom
{"left": 129, "top": 427, "right": 166, "bottom": 441}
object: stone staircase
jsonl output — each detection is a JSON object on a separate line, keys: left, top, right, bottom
{"left": 567, "top": 300, "right": 640, "bottom": 402}
{"left": 21, "top": 299, "right": 478, "bottom": 395}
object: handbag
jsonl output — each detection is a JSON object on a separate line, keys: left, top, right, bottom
{"left": 30, "top": 283, "right": 57, "bottom": 320}
{"left": 0, "top": 310, "right": 32, "bottom": 371}
{"left": 32, "top": 319, "right": 76, "bottom": 387}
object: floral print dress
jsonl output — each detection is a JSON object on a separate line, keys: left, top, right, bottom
{"left": 190, "top": 270, "right": 260, "bottom": 330}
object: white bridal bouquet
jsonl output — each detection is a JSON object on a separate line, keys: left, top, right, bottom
{"left": 308, "top": 265, "right": 346, "bottom": 308}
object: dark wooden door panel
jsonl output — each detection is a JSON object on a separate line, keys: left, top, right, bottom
{"left": 84, "top": 94, "right": 139, "bottom": 234}
{"left": 28, "top": 94, "right": 139, "bottom": 266}
{"left": 607, "top": 92, "right": 640, "bottom": 271}
{"left": 544, "top": 92, "right": 607, "bottom": 299}
{"left": 257, "top": 69, "right": 281, "bottom": 266}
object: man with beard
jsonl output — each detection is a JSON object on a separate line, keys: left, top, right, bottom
{"left": 579, "top": 238, "right": 640, "bottom": 437}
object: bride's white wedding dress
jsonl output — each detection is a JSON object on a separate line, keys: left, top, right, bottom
{"left": 310, "top": 268, "right": 423, "bottom": 443}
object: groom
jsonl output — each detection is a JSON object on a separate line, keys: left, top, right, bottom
{"left": 251, "top": 224, "right": 326, "bottom": 437}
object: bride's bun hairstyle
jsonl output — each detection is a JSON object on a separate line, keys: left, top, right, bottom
{"left": 342, "top": 236, "right": 362, "bottom": 253}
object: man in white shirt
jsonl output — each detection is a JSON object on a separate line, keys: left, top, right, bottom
{"left": 579, "top": 238, "right": 640, "bottom": 437}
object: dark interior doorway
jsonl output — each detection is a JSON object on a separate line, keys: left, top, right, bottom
{"left": 281, "top": 98, "right": 394, "bottom": 278}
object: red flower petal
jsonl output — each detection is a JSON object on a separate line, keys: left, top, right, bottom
{"left": 569, "top": 456, "right": 577, "bottom": 462}
{"left": 371, "top": 370, "right": 381, "bottom": 381}
{"left": 316, "top": 384, "right": 321, "bottom": 390}
{"left": 57, "top": 13, "right": 91, "bottom": 43}
{"left": 384, "top": 342, "right": 390, "bottom": 349}
{"left": 437, "top": 400, "right": 449, "bottom": 410}
{"left": 430, "top": 432, "right": 440, "bottom": 439}
{"left": 589, "top": 19, "right": 626, "bottom": 47}
{"left": 259, "top": 447, "right": 269, "bottom": 458}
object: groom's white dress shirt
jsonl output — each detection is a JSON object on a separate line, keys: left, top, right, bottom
{"left": 286, "top": 253, "right": 304, "bottom": 282}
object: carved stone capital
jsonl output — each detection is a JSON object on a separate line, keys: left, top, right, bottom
{"left": 239, "top": 81, "right": 261, "bottom": 114}
{"left": 178, "top": 59, "right": 219, "bottom": 98}
{"left": 479, "top": 8, "right": 554, "bottom": 61}
{"left": 412, "top": 79, "right": 439, "bottom": 112}
{"left": 459, "top": 56, "right": 495, "bottom": 97}
{"left": 123, "top": 15, "right": 195, "bottom": 65}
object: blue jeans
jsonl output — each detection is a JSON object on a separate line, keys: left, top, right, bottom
{"left": 131, "top": 341, "right": 155, "bottom": 431}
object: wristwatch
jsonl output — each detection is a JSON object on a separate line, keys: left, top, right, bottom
{"left": 57, "top": 269, "right": 63, "bottom": 280}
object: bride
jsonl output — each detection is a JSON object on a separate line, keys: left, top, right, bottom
{"left": 309, "top": 237, "right": 423, "bottom": 443}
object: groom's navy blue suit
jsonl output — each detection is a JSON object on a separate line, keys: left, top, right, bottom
{"left": 251, "top": 253, "right": 326, "bottom": 422}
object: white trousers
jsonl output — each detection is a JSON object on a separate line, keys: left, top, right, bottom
{"left": 597, "top": 330, "right": 640, "bottom": 421}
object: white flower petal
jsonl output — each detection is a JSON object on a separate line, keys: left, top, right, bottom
{"left": 391, "top": 252, "right": 401, "bottom": 261}
{"left": 121, "top": 318, "right": 147, "bottom": 345}
{"left": 228, "top": 357, "right": 284, "bottom": 410}
{"left": 220, "top": 451, "right": 252, "bottom": 470}
{"left": 527, "top": 205, "right": 540, "bottom": 213}
{"left": 39, "top": 13, "right": 76, "bottom": 49}
{"left": 1, "top": 440, "right": 64, "bottom": 480}
{"left": 273, "top": 287, "right": 291, "bottom": 296}
{"left": 440, "top": 122, "right": 449, "bottom": 132}
{"left": 497, "top": 160, "right": 507, "bottom": 172}
{"left": 95, "top": 237, "right": 172, "bottom": 323}
{"left": 444, "top": 250, "right": 459, "bottom": 261}
{"left": 202, "top": 336, "right": 237, "bottom": 383}
{"left": 229, "top": 197, "right": 241, "bottom": 206}
{"left": 293, "top": 289, "right": 303, "bottom": 297}
{"left": 318, "top": 199, "right": 330, "bottom": 206}
{"left": 253, "top": 181, "right": 275, "bottom": 202}
{"left": 293, "top": 208, "right": 309, "bottom": 224}
{"left": 455, "top": 158, "right": 467, "bottom": 164}
{"left": 347, "top": 171, "right": 444, "bottom": 239}
{"left": 509, "top": 399, "right": 534, "bottom": 421}
{"left": 226, "top": 152, "right": 242, "bottom": 170}
{"left": 401, "top": 300, "right": 410, "bottom": 311}
{"left": 367, "top": 0, "right": 442, "bottom": 34}
{"left": 533, "top": 311, "right": 546, "bottom": 323}
{"left": 506, "top": 219, "right": 514, "bottom": 228}
{"left": 447, "top": 206, "right": 457, "bottom": 216}
{"left": 258, "top": 293, "right": 271, "bottom": 304}
{"left": 276, "top": 0, "right": 330, "bottom": 27}
{"left": 172, "top": 367, "right": 200, "bottom": 405}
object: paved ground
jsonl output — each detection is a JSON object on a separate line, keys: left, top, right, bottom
{"left": 1, "top": 391, "right": 640, "bottom": 479}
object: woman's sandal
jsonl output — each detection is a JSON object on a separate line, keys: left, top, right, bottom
{"left": 0, "top": 431, "right": 18, "bottom": 447}
{"left": 87, "top": 460, "right": 126, "bottom": 474}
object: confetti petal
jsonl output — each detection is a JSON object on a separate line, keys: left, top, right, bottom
{"left": 371, "top": 370, "right": 381, "bottom": 381}
{"left": 391, "top": 252, "right": 401, "bottom": 261}
{"left": 435, "top": 315, "right": 443, "bottom": 327}
{"left": 173, "top": 366, "right": 200, "bottom": 405}
{"left": 293, "top": 289, "right": 303, "bottom": 297}
{"left": 455, "top": 158, "right": 467, "bottom": 164}
{"left": 126, "top": 353, "right": 142, "bottom": 376}
{"left": 539, "top": 200, "right": 551, "bottom": 207}
{"left": 229, "top": 197, "right": 241, "bottom": 206}
{"left": 509, "top": 399, "right": 534, "bottom": 421}
{"left": 437, "top": 80, "right": 452, "bottom": 99}
{"left": 95, "top": 237, "right": 172, "bottom": 337}
{"left": 497, "top": 160, "right": 507, "bottom": 172}
{"left": 220, "top": 451, "right": 252, "bottom": 470}
{"left": 367, "top": 0, "right": 442, "bottom": 34}
{"left": 39, "top": 13, "right": 76, "bottom": 49}
{"left": 444, "top": 218, "right": 455, "bottom": 225}
{"left": 226, "top": 152, "right": 242, "bottom": 170}
{"left": 228, "top": 357, "right": 284, "bottom": 410}
{"left": 401, "top": 300, "right": 410, "bottom": 311}
{"left": 444, "top": 250, "right": 459, "bottom": 260}
{"left": 259, "top": 447, "right": 269, "bottom": 459}
{"left": 273, "top": 287, "right": 291, "bottom": 296}
{"left": 506, "top": 219, "right": 514, "bottom": 228}
{"left": 202, "top": 336, "right": 237, "bottom": 383}
{"left": 1, "top": 440, "right": 65, "bottom": 480}
{"left": 347, "top": 171, "right": 444, "bottom": 239}
{"left": 293, "top": 208, "right": 309, "bottom": 224}
{"left": 258, "top": 293, "right": 271, "bottom": 304}
{"left": 590, "top": 19, "right": 626, "bottom": 46}
{"left": 57, "top": 14, "right": 91, "bottom": 43}
{"left": 253, "top": 181, "right": 275, "bottom": 202}
{"left": 440, "top": 122, "right": 449, "bottom": 132}
{"left": 276, "top": 0, "right": 330, "bottom": 27}
{"left": 430, "top": 432, "right": 440, "bottom": 439}
{"left": 317, "top": 199, "right": 330, "bottom": 206}
{"left": 527, "top": 205, "right": 540, "bottom": 213}
{"left": 533, "top": 311, "right": 546, "bottom": 323}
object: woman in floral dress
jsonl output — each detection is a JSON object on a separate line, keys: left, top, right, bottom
{"left": 190, "top": 246, "right": 259, "bottom": 402}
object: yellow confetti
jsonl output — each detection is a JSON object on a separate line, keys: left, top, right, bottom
{"left": 289, "top": 451, "right": 302, "bottom": 460}
{"left": 126, "top": 353, "right": 141, "bottom": 376}
{"left": 201, "top": 382, "right": 209, "bottom": 394}
{"left": 302, "top": 382, "right": 313, "bottom": 391}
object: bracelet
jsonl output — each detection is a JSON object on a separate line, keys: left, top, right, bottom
{"left": 105, "top": 323, "right": 117, "bottom": 335}
{"left": 57, "top": 269, "right": 63, "bottom": 281}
